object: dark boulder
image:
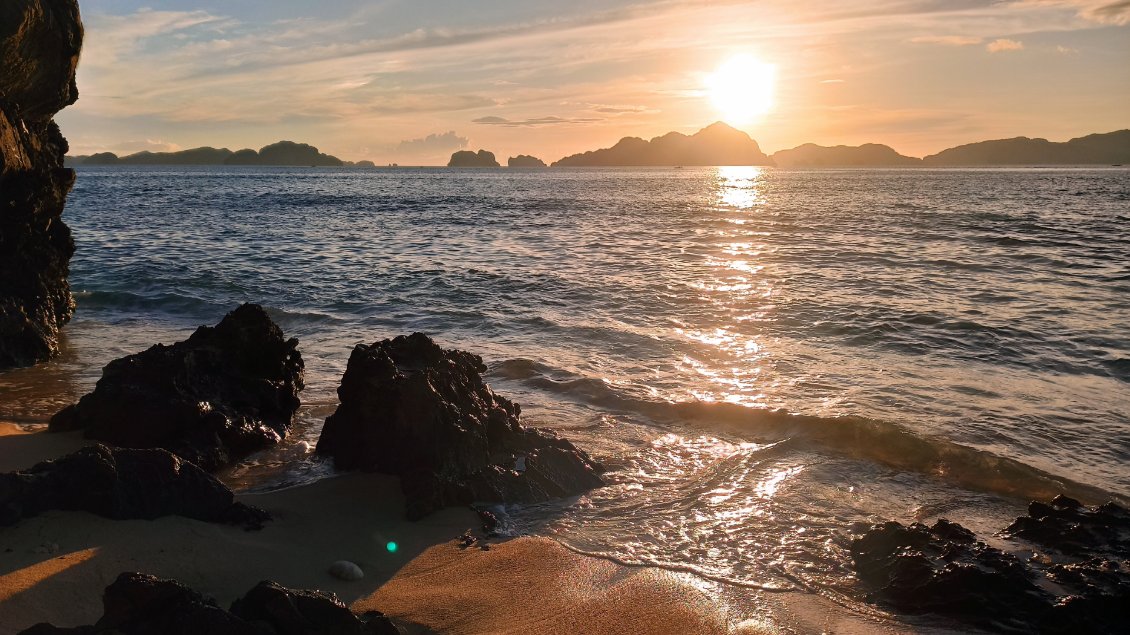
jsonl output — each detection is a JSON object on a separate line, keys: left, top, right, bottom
{"left": 50, "top": 304, "right": 304, "bottom": 471}
{"left": 0, "top": 444, "right": 268, "bottom": 528}
{"left": 230, "top": 580, "right": 398, "bottom": 635}
{"left": 1001, "top": 494, "right": 1130, "bottom": 556}
{"left": 18, "top": 574, "right": 400, "bottom": 635}
{"left": 0, "top": 0, "right": 83, "bottom": 369}
{"left": 851, "top": 501, "right": 1130, "bottom": 634}
{"left": 316, "top": 333, "right": 603, "bottom": 519}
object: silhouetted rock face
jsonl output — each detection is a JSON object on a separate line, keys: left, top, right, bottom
{"left": 448, "top": 149, "right": 500, "bottom": 167}
{"left": 50, "top": 304, "right": 304, "bottom": 471}
{"left": 0, "top": 444, "right": 269, "bottom": 528}
{"left": 19, "top": 575, "right": 398, "bottom": 635}
{"left": 0, "top": 0, "right": 83, "bottom": 369}
{"left": 507, "top": 154, "right": 546, "bottom": 167}
{"left": 852, "top": 500, "right": 1130, "bottom": 634}
{"left": 772, "top": 143, "right": 921, "bottom": 167}
{"left": 922, "top": 130, "right": 1130, "bottom": 165}
{"left": 553, "top": 122, "right": 774, "bottom": 166}
{"left": 316, "top": 333, "right": 604, "bottom": 519}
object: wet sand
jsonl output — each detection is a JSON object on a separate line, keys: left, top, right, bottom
{"left": 0, "top": 424, "right": 920, "bottom": 634}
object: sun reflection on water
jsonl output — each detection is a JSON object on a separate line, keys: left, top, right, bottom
{"left": 674, "top": 167, "right": 777, "bottom": 407}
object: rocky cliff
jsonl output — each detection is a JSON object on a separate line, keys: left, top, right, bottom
{"left": 0, "top": 0, "right": 82, "bottom": 368}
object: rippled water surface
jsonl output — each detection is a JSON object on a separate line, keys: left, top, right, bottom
{"left": 2, "top": 165, "right": 1128, "bottom": 609}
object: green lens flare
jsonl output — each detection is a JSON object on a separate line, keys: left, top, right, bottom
{"left": 386, "top": 541, "right": 399, "bottom": 553}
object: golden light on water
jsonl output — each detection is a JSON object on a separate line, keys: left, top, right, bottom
{"left": 705, "top": 55, "right": 777, "bottom": 125}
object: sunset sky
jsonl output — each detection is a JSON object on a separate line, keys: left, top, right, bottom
{"left": 59, "top": 0, "right": 1130, "bottom": 164}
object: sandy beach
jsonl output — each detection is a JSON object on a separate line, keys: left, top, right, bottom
{"left": 0, "top": 422, "right": 919, "bottom": 635}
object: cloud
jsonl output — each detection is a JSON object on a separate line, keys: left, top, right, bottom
{"left": 910, "top": 35, "right": 984, "bottom": 46}
{"left": 986, "top": 38, "right": 1025, "bottom": 52}
{"left": 1020, "top": 0, "right": 1130, "bottom": 25}
{"left": 1056, "top": 44, "right": 1081, "bottom": 53}
{"left": 820, "top": 79, "right": 846, "bottom": 84}
{"left": 589, "top": 104, "right": 654, "bottom": 114}
{"left": 472, "top": 115, "right": 603, "bottom": 127}
{"left": 395, "top": 131, "right": 468, "bottom": 154}
{"left": 115, "top": 139, "right": 183, "bottom": 153}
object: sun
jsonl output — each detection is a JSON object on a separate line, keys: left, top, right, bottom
{"left": 706, "top": 55, "right": 777, "bottom": 125}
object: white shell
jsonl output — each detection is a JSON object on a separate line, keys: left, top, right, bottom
{"left": 328, "top": 560, "right": 364, "bottom": 581}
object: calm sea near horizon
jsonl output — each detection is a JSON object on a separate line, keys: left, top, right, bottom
{"left": 2, "top": 164, "right": 1128, "bottom": 614}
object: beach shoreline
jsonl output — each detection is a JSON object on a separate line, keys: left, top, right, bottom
{"left": 0, "top": 422, "right": 926, "bottom": 634}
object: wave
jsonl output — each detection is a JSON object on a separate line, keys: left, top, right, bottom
{"left": 491, "top": 358, "right": 1126, "bottom": 506}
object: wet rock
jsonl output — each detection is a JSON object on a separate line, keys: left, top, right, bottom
{"left": 50, "top": 304, "right": 304, "bottom": 471}
{"left": 0, "top": 0, "right": 83, "bottom": 369}
{"left": 327, "top": 560, "right": 364, "bottom": 581}
{"left": 477, "top": 509, "right": 500, "bottom": 535}
{"left": 852, "top": 502, "right": 1130, "bottom": 634}
{"left": 230, "top": 580, "right": 397, "bottom": 634}
{"left": 0, "top": 444, "right": 269, "bottom": 529}
{"left": 1001, "top": 495, "right": 1130, "bottom": 556}
{"left": 18, "top": 574, "right": 400, "bottom": 635}
{"left": 316, "top": 333, "right": 604, "bottom": 519}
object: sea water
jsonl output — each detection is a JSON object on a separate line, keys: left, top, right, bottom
{"left": 1, "top": 165, "right": 1127, "bottom": 613}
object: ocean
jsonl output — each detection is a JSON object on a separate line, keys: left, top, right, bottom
{"left": 2, "top": 165, "right": 1127, "bottom": 614}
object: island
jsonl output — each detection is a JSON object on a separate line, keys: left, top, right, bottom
{"left": 448, "top": 149, "right": 500, "bottom": 167}
{"left": 508, "top": 154, "right": 547, "bottom": 168}
{"left": 66, "top": 141, "right": 347, "bottom": 167}
{"left": 772, "top": 143, "right": 921, "bottom": 167}
{"left": 552, "top": 122, "right": 774, "bottom": 167}
{"left": 922, "top": 130, "right": 1130, "bottom": 165}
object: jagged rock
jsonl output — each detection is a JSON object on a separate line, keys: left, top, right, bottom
{"left": 0, "top": 444, "right": 268, "bottom": 529}
{"left": 851, "top": 502, "right": 1130, "bottom": 634}
{"left": 230, "top": 580, "right": 398, "bottom": 634}
{"left": 1001, "top": 494, "right": 1130, "bottom": 556}
{"left": 0, "top": 0, "right": 83, "bottom": 369}
{"left": 18, "top": 574, "right": 399, "bottom": 635}
{"left": 50, "top": 304, "right": 304, "bottom": 471}
{"left": 316, "top": 333, "right": 604, "bottom": 519}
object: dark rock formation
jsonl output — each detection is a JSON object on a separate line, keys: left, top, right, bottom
{"left": 923, "top": 130, "right": 1130, "bottom": 165}
{"left": 553, "top": 122, "right": 774, "bottom": 167}
{"left": 0, "top": 444, "right": 268, "bottom": 529}
{"left": 0, "top": 0, "right": 83, "bottom": 369}
{"left": 50, "top": 304, "right": 304, "bottom": 471}
{"left": 1001, "top": 494, "right": 1130, "bottom": 556}
{"left": 771, "top": 143, "right": 921, "bottom": 167}
{"left": 19, "top": 574, "right": 398, "bottom": 635}
{"left": 507, "top": 154, "right": 546, "bottom": 168}
{"left": 316, "top": 333, "right": 604, "bottom": 519}
{"left": 230, "top": 580, "right": 398, "bottom": 635}
{"left": 851, "top": 500, "right": 1130, "bottom": 634}
{"left": 447, "top": 149, "right": 500, "bottom": 167}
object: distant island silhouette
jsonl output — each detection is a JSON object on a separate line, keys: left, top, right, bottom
{"left": 67, "top": 141, "right": 347, "bottom": 167}
{"left": 64, "top": 128, "right": 1130, "bottom": 168}
{"left": 772, "top": 143, "right": 920, "bottom": 167}
{"left": 553, "top": 122, "right": 773, "bottom": 167}
{"left": 921, "top": 130, "right": 1130, "bottom": 165}
{"left": 508, "top": 155, "right": 547, "bottom": 168}
{"left": 448, "top": 149, "right": 500, "bottom": 167}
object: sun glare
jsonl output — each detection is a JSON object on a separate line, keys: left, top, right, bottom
{"left": 706, "top": 55, "right": 777, "bottom": 125}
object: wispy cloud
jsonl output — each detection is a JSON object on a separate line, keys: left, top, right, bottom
{"left": 910, "top": 35, "right": 984, "bottom": 46}
{"left": 986, "top": 38, "right": 1025, "bottom": 52}
{"left": 473, "top": 115, "right": 603, "bottom": 127}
